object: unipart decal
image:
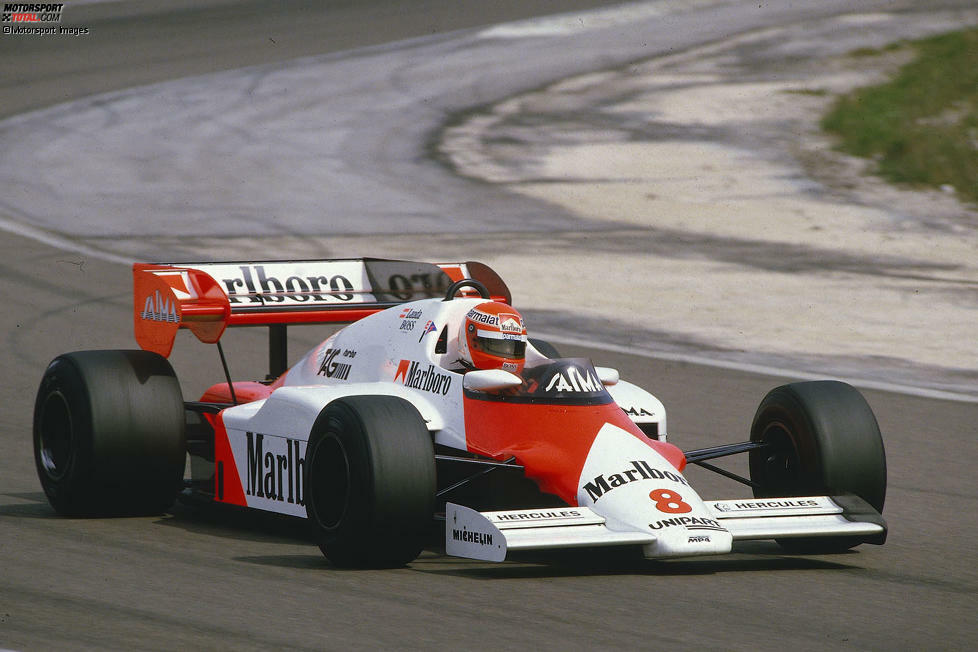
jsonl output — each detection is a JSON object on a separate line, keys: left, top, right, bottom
{"left": 317, "top": 348, "right": 356, "bottom": 380}
{"left": 582, "top": 460, "right": 688, "bottom": 502}
{"left": 545, "top": 365, "right": 601, "bottom": 393}
{"left": 648, "top": 515, "right": 725, "bottom": 532}
{"left": 245, "top": 432, "right": 305, "bottom": 506}
{"left": 220, "top": 264, "right": 355, "bottom": 304}
{"left": 394, "top": 359, "right": 453, "bottom": 395}
{"left": 140, "top": 289, "right": 179, "bottom": 323}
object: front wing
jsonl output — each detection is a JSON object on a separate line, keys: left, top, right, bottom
{"left": 445, "top": 494, "right": 886, "bottom": 562}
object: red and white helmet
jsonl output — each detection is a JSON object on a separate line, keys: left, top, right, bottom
{"left": 458, "top": 301, "right": 527, "bottom": 373}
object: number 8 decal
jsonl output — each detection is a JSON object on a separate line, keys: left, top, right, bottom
{"left": 650, "top": 488, "right": 692, "bottom": 514}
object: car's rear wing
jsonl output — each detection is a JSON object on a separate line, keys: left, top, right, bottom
{"left": 133, "top": 258, "right": 510, "bottom": 361}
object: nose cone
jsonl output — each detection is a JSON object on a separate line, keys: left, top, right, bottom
{"left": 576, "top": 423, "right": 733, "bottom": 558}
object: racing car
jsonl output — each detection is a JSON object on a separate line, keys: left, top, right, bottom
{"left": 33, "top": 259, "right": 886, "bottom": 567}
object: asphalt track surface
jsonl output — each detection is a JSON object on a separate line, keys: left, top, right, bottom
{"left": 1, "top": 1, "right": 976, "bottom": 650}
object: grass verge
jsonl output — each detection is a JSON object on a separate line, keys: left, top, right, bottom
{"left": 821, "top": 28, "right": 978, "bottom": 204}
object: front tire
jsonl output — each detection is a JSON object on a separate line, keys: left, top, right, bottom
{"left": 305, "top": 396, "right": 436, "bottom": 568}
{"left": 33, "top": 350, "right": 186, "bottom": 517}
{"left": 749, "top": 381, "right": 886, "bottom": 552}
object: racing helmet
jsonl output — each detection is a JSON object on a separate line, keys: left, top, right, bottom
{"left": 458, "top": 301, "right": 527, "bottom": 373}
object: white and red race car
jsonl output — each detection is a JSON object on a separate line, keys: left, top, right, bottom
{"left": 33, "top": 259, "right": 886, "bottom": 567}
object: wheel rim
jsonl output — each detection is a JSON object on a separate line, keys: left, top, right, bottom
{"left": 38, "top": 391, "right": 73, "bottom": 481}
{"left": 757, "top": 421, "right": 801, "bottom": 494}
{"left": 310, "top": 434, "right": 350, "bottom": 530}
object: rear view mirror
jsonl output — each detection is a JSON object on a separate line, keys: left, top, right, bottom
{"left": 595, "top": 367, "right": 619, "bottom": 386}
{"left": 462, "top": 369, "right": 522, "bottom": 393}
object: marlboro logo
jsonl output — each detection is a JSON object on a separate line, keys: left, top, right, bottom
{"left": 582, "top": 460, "right": 689, "bottom": 502}
{"left": 394, "top": 359, "right": 452, "bottom": 395}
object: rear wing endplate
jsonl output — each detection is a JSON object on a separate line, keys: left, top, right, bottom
{"left": 133, "top": 258, "right": 510, "bottom": 358}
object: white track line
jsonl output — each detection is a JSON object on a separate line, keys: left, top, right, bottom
{"left": 539, "top": 333, "right": 978, "bottom": 404}
{"left": 0, "top": 213, "right": 132, "bottom": 265}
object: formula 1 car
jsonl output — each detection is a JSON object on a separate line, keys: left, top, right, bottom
{"left": 33, "top": 259, "right": 886, "bottom": 567}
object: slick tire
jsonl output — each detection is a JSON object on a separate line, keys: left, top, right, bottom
{"left": 33, "top": 350, "right": 186, "bottom": 517}
{"left": 305, "top": 396, "right": 436, "bottom": 568}
{"left": 749, "top": 381, "right": 886, "bottom": 552}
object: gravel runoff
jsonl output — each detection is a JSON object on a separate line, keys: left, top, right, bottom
{"left": 433, "top": 7, "right": 978, "bottom": 399}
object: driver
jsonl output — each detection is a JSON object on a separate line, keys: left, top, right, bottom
{"left": 456, "top": 301, "right": 527, "bottom": 374}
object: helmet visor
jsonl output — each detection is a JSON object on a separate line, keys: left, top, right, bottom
{"left": 478, "top": 336, "right": 526, "bottom": 359}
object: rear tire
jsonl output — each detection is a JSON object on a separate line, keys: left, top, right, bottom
{"left": 529, "top": 338, "right": 561, "bottom": 359}
{"left": 749, "top": 381, "right": 886, "bottom": 552}
{"left": 33, "top": 350, "right": 186, "bottom": 517}
{"left": 305, "top": 396, "right": 435, "bottom": 568}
